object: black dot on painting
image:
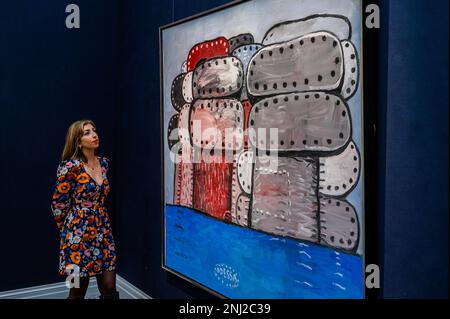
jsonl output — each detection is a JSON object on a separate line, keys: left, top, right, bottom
{"left": 346, "top": 207, "right": 350, "bottom": 212}
{"left": 353, "top": 168, "right": 358, "bottom": 173}
{"left": 351, "top": 80, "right": 356, "bottom": 85}
{"left": 253, "top": 61, "right": 256, "bottom": 65}
{"left": 343, "top": 184, "right": 347, "bottom": 189}
{"left": 327, "top": 185, "right": 331, "bottom": 190}
{"left": 351, "top": 68, "right": 356, "bottom": 73}
{"left": 342, "top": 110, "right": 346, "bottom": 117}
{"left": 250, "top": 70, "right": 253, "bottom": 76}
{"left": 273, "top": 98, "right": 278, "bottom": 103}
{"left": 284, "top": 97, "right": 289, "bottom": 102}
{"left": 280, "top": 140, "right": 284, "bottom": 145}
{"left": 305, "top": 95, "right": 309, "bottom": 99}
{"left": 264, "top": 102, "right": 268, "bottom": 107}
{"left": 331, "top": 70, "right": 336, "bottom": 77}
{"left": 335, "top": 186, "right": 339, "bottom": 191}
{"left": 335, "top": 57, "right": 340, "bottom": 64}
{"left": 303, "top": 140, "right": 307, "bottom": 145}
{"left": 327, "top": 139, "right": 332, "bottom": 144}
{"left": 328, "top": 199, "right": 332, "bottom": 204}
{"left": 353, "top": 156, "right": 357, "bottom": 161}
{"left": 283, "top": 82, "right": 287, "bottom": 88}
{"left": 255, "top": 83, "right": 259, "bottom": 90}
{"left": 336, "top": 100, "right": 340, "bottom": 105}
{"left": 255, "top": 107, "right": 259, "bottom": 113}
{"left": 279, "top": 47, "right": 284, "bottom": 54}
{"left": 293, "top": 82, "right": 297, "bottom": 87}
{"left": 315, "top": 94, "right": 320, "bottom": 99}
{"left": 193, "top": 82, "right": 197, "bottom": 87}
{"left": 304, "top": 78, "right": 309, "bottom": 85}
{"left": 351, "top": 218, "right": 355, "bottom": 223}
{"left": 349, "top": 178, "right": 353, "bottom": 183}
{"left": 269, "top": 51, "right": 273, "bottom": 56}
{"left": 339, "top": 132, "right": 344, "bottom": 138}
{"left": 340, "top": 238, "right": 344, "bottom": 244}
{"left": 322, "top": 36, "right": 326, "bottom": 41}
{"left": 260, "top": 54, "right": 264, "bottom": 59}
{"left": 351, "top": 54, "right": 355, "bottom": 59}
{"left": 300, "top": 40, "right": 304, "bottom": 45}
{"left": 347, "top": 88, "right": 351, "bottom": 94}
{"left": 290, "top": 44, "right": 294, "bottom": 49}
{"left": 318, "top": 75, "right": 322, "bottom": 82}
{"left": 350, "top": 231, "right": 354, "bottom": 236}
{"left": 333, "top": 41, "right": 337, "bottom": 47}
{"left": 311, "top": 37, "right": 315, "bottom": 43}
{"left": 314, "top": 140, "right": 318, "bottom": 145}
{"left": 295, "top": 95, "right": 299, "bottom": 101}
{"left": 326, "top": 96, "right": 330, "bottom": 100}
{"left": 273, "top": 83, "right": 278, "bottom": 89}
{"left": 290, "top": 140, "right": 294, "bottom": 145}
{"left": 250, "top": 119, "right": 254, "bottom": 126}
{"left": 263, "top": 84, "right": 267, "bottom": 90}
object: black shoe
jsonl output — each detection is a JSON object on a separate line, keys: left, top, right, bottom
{"left": 99, "top": 291, "right": 120, "bottom": 299}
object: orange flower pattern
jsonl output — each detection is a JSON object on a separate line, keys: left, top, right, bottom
{"left": 50, "top": 157, "right": 117, "bottom": 277}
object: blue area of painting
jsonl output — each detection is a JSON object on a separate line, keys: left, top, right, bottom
{"left": 165, "top": 204, "right": 363, "bottom": 299}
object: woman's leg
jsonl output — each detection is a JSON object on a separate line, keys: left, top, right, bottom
{"left": 96, "top": 270, "right": 119, "bottom": 298}
{"left": 68, "top": 276, "right": 90, "bottom": 299}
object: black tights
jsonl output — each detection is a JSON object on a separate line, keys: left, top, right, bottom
{"left": 68, "top": 270, "right": 117, "bottom": 299}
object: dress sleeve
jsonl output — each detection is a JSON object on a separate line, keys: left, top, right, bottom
{"left": 50, "top": 160, "right": 77, "bottom": 231}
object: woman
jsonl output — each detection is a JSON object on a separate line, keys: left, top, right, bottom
{"left": 51, "top": 119, "right": 119, "bottom": 299}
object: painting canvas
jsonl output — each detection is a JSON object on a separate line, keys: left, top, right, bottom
{"left": 161, "top": 0, "right": 365, "bottom": 298}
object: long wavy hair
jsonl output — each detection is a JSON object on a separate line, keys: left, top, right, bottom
{"left": 61, "top": 119, "right": 99, "bottom": 162}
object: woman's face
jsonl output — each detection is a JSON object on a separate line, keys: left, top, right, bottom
{"left": 80, "top": 123, "right": 99, "bottom": 150}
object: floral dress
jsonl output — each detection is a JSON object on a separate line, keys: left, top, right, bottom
{"left": 51, "top": 156, "right": 117, "bottom": 277}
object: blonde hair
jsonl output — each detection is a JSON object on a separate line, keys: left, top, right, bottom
{"left": 61, "top": 119, "right": 99, "bottom": 162}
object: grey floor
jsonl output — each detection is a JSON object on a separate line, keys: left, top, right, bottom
{"left": 0, "top": 275, "right": 152, "bottom": 299}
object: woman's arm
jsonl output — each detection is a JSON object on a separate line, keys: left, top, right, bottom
{"left": 50, "top": 160, "right": 78, "bottom": 231}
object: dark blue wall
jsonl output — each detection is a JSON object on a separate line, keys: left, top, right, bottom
{"left": 379, "top": 0, "right": 449, "bottom": 298}
{"left": 0, "top": 0, "right": 120, "bottom": 291}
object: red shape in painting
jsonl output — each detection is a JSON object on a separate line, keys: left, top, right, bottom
{"left": 193, "top": 154, "right": 232, "bottom": 221}
{"left": 187, "top": 37, "right": 229, "bottom": 72}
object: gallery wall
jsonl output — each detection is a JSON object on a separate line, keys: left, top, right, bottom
{"left": 378, "top": 0, "right": 449, "bottom": 298}
{"left": 0, "top": 0, "right": 121, "bottom": 291}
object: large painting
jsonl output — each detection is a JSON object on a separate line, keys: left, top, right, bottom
{"left": 161, "top": 0, "right": 365, "bottom": 298}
